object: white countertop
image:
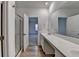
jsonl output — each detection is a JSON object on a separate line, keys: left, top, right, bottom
{"left": 54, "top": 34, "right": 79, "bottom": 45}
{"left": 41, "top": 32, "right": 79, "bottom": 57}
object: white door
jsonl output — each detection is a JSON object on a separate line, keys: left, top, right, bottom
{"left": 24, "top": 14, "right": 29, "bottom": 51}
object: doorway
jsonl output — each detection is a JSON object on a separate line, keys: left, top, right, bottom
{"left": 58, "top": 17, "right": 67, "bottom": 35}
{"left": 29, "top": 17, "right": 38, "bottom": 46}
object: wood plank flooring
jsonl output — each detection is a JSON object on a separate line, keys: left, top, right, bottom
{"left": 20, "top": 46, "right": 45, "bottom": 57}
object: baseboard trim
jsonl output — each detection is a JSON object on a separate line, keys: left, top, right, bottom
{"left": 45, "top": 54, "right": 55, "bottom": 57}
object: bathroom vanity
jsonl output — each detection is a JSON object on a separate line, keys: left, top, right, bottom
{"left": 40, "top": 32, "right": 79, "bottom": 57}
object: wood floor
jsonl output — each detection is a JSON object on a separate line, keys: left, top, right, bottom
{"left": 20, "top": 46, "right": 45, "bottom": 57}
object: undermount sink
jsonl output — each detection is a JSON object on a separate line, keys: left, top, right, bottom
{"left": 70, "top": 50, "right": 79, "bottom": 57}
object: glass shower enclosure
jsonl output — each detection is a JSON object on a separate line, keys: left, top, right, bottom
{"left": 15, "top": 14, "right": 24, "bottom": 56}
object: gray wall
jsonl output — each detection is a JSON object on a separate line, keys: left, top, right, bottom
{"left": 67, "top": 14, "right": 79, "bottom": 38}
{"left": 8, "top": 1, "right": 15, "bottom": 57}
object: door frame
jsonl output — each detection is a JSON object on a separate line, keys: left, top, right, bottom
{"left": 28, "top": 16, "right": 39, "bottom": 46}
{"left": 0, "top": 1, "right": 7, "bottom": 57}
{"left": 1, "top": 2, "right": 4, "bottom": 57}
{"left": 1, "top": 1, "right": 9, "bottom": 57}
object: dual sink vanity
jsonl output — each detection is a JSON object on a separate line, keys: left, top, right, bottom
{"left": 40, "top": 32, "right": 79, "bottom": 57}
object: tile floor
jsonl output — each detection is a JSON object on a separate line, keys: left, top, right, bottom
{"left": 20, "top": 46, "right": 45, "bottom": 57}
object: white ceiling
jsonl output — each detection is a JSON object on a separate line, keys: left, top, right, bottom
{"left": 61, "top": 1, "right": 79, "bottom": 8}
{"left": 50, "top": 1, "right": 79, "bottom": 17}
{"left": 15, "top": 1, "right": 53, "bottom": 8}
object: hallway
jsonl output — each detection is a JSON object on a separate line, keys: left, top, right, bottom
{"left": 1, "top": 1, "right": 79, "bottom": 57}
{"left": 20, "top": 46, "right": 45, "bottom": 57}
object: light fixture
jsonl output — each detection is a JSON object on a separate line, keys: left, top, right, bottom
{"left": 45, "top": 2, "right": 48, "bottom": 6}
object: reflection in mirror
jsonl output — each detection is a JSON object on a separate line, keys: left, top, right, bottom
{"left": 67, "top": 14, "right": 79, "bottom": 39}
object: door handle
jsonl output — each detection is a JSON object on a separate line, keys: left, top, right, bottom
{"left": 23, "top": 34, "right": 27, "bottom": 35}
{"left": 0, "top": 36, "right": 4, "bottom": 40}
{"left": 24, "top": 34, "right": 26, "bottom": 35}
